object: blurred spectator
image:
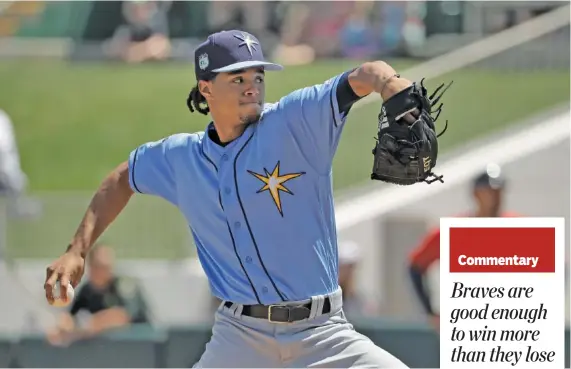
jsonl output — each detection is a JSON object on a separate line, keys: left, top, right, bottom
{"left": 0, "top": 109, "right": 27, "bottom": 197}
{"left": 377, "top": 2, "right": 409, "bottom": 53}
{"left": 339, "top": 1, "right": 411, "bottom": 59}
{"left": 0, "top": 108, "right": 40, "bottom": 224}
{"left": 401, "top": 2, "right": 427, "bottom": 50}
{"left": 272, "top": 2, "right": 354, "bottom": 66}
{"left": 339, "top": 1, "right": 378, "bottom": 59}
{"left": 338, "top": 240, "right": 366, "bottom": 319}
{"left": 407, "top": 166, "right": 521, "bottom": 332}
{"left": 207, "top": 1, "right": 269, "bottom": 37}
{"left": 46, "top": 244, "right": 150, "bottom": 346}
{"left": 105, "top": 0, "right": 171, "bottom": 63}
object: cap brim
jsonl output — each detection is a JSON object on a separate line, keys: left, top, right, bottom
{"left": 211, "top": 61, "right": 283, "bottom": 73}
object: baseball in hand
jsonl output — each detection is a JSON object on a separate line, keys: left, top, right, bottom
{"left": 49, "top": 281, "right": 75, "bottom": 307}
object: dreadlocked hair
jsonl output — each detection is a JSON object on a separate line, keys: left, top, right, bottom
{"left": 187, "top": 84, "right": 209, "bottom": 115}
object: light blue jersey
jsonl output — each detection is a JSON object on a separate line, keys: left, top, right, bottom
{"left": 128, "top": 72, "right": 351, "bottom": 305}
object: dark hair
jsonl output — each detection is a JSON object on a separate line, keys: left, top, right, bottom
{"left": 187, "top": 73, "right": 217, "bottom": 116}
{"left": 187, "top": 85, "right": 209, "bottom": 115}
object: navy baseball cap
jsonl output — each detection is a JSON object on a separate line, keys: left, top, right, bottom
{"left": 194, "top": 30, "right": 283, "bottom": 81}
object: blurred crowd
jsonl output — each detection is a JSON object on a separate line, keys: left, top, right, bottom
{"left": 99, "top": 0, "right": 422, "bottom": 64}
{"left": 92, "top": 0, "right": 560, "bottom": 65}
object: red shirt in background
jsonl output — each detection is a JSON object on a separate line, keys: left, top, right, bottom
{"left": 408, "top": 211, "right": 522, "bottom": 273}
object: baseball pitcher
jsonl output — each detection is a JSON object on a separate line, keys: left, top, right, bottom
{"left": 44, "top": 30, "right": 451, "bottom": 367}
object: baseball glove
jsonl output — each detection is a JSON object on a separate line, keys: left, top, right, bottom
{"left": 371, "top": 77, "right": 452, "bottom": 185}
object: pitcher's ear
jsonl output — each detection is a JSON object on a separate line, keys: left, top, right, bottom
{"left": 199, "top": 81, "right": 212, "bottom": 98}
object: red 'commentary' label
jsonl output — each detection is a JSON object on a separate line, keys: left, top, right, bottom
{"left": 449, "top": 227, "right": 555, "bottom": 273}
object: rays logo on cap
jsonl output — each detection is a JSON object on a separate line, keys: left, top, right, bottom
{"left": 198, "top": 53, "right": 209, "bottom": 70}
{"left": 234, "top": 32, "right": 259, "bottom": 56}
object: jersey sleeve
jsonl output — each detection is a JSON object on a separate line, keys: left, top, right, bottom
{"left": 128, "top": 136, "right": 178, "bottom": 205}
{"left": 278, "top": 71, "right": 354, "bottom": 173}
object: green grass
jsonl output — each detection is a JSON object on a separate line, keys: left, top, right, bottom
{"left": 0, "top": 59, "right": 568, "bottom": 259}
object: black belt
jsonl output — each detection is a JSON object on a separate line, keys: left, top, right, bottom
{"left": 224, "top": 298, "right": 331, "bottom": 323}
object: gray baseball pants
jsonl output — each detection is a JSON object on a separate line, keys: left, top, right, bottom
{"left": 193, "top": 288, "right": 409, "bottom": 368}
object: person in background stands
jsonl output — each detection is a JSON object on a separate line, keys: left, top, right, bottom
{"left": 407, "top": 167, "right": 521, "bottom": 332}
{"left": 0, "top": 108, "right": 40, "bottom": 235}
{"left": 0, "top": 109, "right": 27, "bottom": 197}
{"left": 46, "top": 245, "right": 150, "bottom": 345}
{"left": 105, "top": 0, "right": 171, "bottom": 63}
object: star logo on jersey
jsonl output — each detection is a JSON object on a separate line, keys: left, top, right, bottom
{"left": 234, "top": 32, "right": 259, "bottom": 56}
{"left": 247, "top": 161, "right": 305, "bottom": 217}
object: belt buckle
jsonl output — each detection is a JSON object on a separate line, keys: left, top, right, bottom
{"left": 268, "top": 304, "right": 290, "bottom": 324}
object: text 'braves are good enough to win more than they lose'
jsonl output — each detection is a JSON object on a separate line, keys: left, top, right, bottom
{"left": 439, "top": 217, "right": 565, "bottom": 369}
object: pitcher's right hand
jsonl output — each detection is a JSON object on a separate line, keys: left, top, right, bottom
{"left": 44, "top": 250, "right": 85, "bottom": 304}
